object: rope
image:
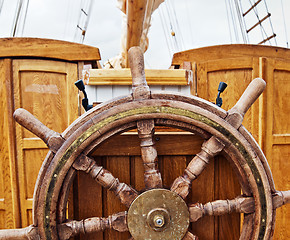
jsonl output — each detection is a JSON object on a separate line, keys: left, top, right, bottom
{"left": 164, "top": 1, "right": 180, "bottom": 52}
{"left": 20, "top": 0, "right": 29, "bottom": 36}
{"left": 225, "top": 0, "right": 233, "bottom": 43}
{"left": 158, "top": 6, "right": 173, "bottom": 58}
{"left": 247, "top": 0, "right": 276, "bottom": 45}
{"left": 185, "top": 0, "right": 194, "bottom": 46}
{"left": 11, "top": 0, "right": 23, "bottom": 37}
{"left": 280, "top": 0, "right": 288, "bottom": 48}
{"left": 228, "top": 0, "right": 240, "bottom": 42}
{"left": 168, "top": 0, "right": 186, "bottom": 50}
{"left": 0, "top": 0, "right": 4, "bottom": 16}
{"left": 238, "top": 0, "right": 250, "bottom": 43}
{"left": 234, "top": 0, "right": 248, "bottom": 43}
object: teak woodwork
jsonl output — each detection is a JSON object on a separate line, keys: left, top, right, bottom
{"left": 171, "top": 44, "right": 290, "bottom": 240}
{"left": 1, "top": 46, "right": 289, "bottom": 240}
{"left": 0, "top": 38, "right": 100, "bottom": 231}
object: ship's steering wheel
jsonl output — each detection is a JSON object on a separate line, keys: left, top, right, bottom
{"left": 1, "top": 47, "right": 290, "bottom": 240}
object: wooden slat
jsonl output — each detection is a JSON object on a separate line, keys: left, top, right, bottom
{"left": 0, "top": 200, "right": 5, "bottom": 210}
{"left": 23, "top": 138, "right": 47, "bottom": 149}
{"left": 247, "top": 13, "right": 271, "bottom": 33}
{"left": 92, "top": 134, "right": 203, "bottom": 156}
{"left": 215, "top": 155, "right": 241, "bottom": 240}
{"left": 104, "top": 156, "right": 131, "bottom": 240}
{"left": 190, "top": 156, "right": 215, "bottom": 239}
{"left": 88, "top": 69, "right": 191, "bottom": 85}
{"left": 0, "top": 38, "right": 101, "bottom": 61}
{"left": 273, "top": 134, "right": 290, "bottom": 145}
{"left": 243, "top": 0, "right": 262, "bottom": 16}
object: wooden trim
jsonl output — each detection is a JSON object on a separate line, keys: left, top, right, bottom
{"left": 0, "top": 199, "right": 4, "bottom": 210}
{"left": 273, "top": 134, "right": 290, "bottom": 145}
{"left": 88, "top": 69, "right": 191, "bottom": 85}
{"left": 23, "top": 138, "right": 47, "bottom": 149}
{"left": 172, "top": 44, "right": 290, "bottom": 66}
{"left": 0, "top": 38, "right": 101, "bottom": 62}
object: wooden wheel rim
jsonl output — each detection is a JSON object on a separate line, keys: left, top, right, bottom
{"left": 33, "top": 95, "right": 274, "bottom": 240}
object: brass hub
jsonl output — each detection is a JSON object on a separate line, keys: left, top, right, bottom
{"left": 127, "top": 189, "right": 189, "bottom": 239}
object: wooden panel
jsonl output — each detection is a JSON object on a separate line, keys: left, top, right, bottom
{"left": 23, "top": 149, "right": 48, "bottom": 198}
{"left": 273, "top": 69, "right": 290, "bottom": 134}
{"left": 19, "top": 71, "right": 68, "bottom": 137}
{"left": 75, "top": 166, "right": 103, "bottom": 240}
{"left": 104, "top": 156, "right": 131, "bottom": 240}
{"left": 72, "top": 131, "right": 242, "bottom": 240}
{"left": 92, "top": 134, "right": 203, "bottom": 156}
{"left": 190, "top": 156, "right": 215, "bottom": 239}
{"left": 0, "top": 38, "right": 101, "bottom": 62}
{"left": 215, "top": 156, "right": 240, "bottom": 240}
{"left": 13, "top": 59, "right": 79, "bottom": 227}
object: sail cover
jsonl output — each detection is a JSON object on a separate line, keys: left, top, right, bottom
{"left": 104, "top": 0, "right": 164, "bottom": 69}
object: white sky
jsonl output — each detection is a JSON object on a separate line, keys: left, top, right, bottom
{"left": 0, "top": 0, "right": 289, "bottom": 68}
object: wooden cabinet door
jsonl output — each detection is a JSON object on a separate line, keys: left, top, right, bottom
{"left": 264, "top": 58, "right": 290, "bottom": 239}
{"left": 12, "top": 59, "right": 79, "bottom": 227}
{"left": 196, "top": 57, "right": 261, "bottom": 239}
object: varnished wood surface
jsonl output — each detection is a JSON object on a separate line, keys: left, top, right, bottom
{"left": 0, "top": 59, "right": 20, "bottom": 229}
{"left": 12, "top": 59, "right": 79, "bottom": 227}
{"left": 171, "top": 44, "right": 290, "bottom": 66}
{"left": 88, "top": 68, "right": 191, "bottom": 85}
{"left": 171, "top": 44, "right": 290, "bottom": 239}
{"left": 72, "top": 132, "right": 240, "bottom": 240}
{"left": 0, "top": 38, "right": 101, "bottom": 62}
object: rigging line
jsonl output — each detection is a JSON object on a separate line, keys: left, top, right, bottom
{"left": 140, "top": 0, "right": 155, "bottom": 50}
{"left": 234, "top": 0, "right": 248, "bottom": 43}
{"left": 185, "top": 0, "right": 194, "bottom": 46}
{"left": 228, "top": 0, "right": 240, "bottom": 42}
{"left": 20, "top": 0, "right": 29, "bottom": 36}
{"left": 263, "top": 0, "right": 277, "bottom": 45}
{"left": 247, "top": 0, "right": 275, "bottom": 45}
{"left": 0, "top": 0, "right": 4, "bottom": 16}
{"left": 247, "top": 0, "right": 269, "bottom": 44}
{"left": 160, "top": 5, "right": 175, "bottom": 55}
{"left": 74, "top": 0, "right": 84, "bottom": 42}
{"left": 11, "top": 0, "right": 23, "bottom": 37}
{"left": 63, "top": 0, "right": 70, "bottom": 39}
{"left": 280, "top": 0, "right": 289, "bottom": 48}
{"left": 238, "top": 0, "right": 250, "bottom": 43}
{"left": 81, "top": 0, "right": 94, "bottom": 43}
{"left": 225, "top": 0, "right": 233, "bottom": 43}
{"left": 168, "top": 0, "right": 186, "bottom": 50}
{"left": 164, "top": 1, "right": 180, "bottom": 52}
{"left": 158, "top": 7, "right": 173, "bottom": 58}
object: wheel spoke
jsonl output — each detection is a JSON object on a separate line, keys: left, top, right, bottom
{"left": 189, "top": 196, "right": 255, "bottom": 222}
{"left": 183, "top": 231, "right": 199, "bottom": 240}
{"left": 73, "top": 155, "right": 138, "bottom": 207}
{"left": 171, "top": 136, "right": 224, "bottom": 198}
{"left": 137, "top": 119, "right": 163, "bottom": 189}
{"left": 58, "top": 211, "right": 128, "bottom": 240}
